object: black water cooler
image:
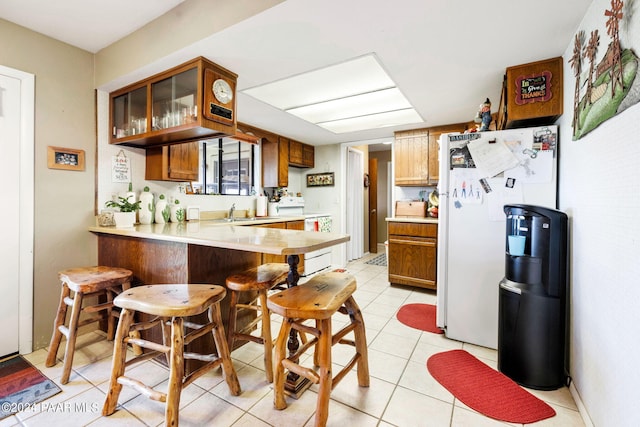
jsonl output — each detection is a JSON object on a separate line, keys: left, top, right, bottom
{"left": 498, "top": 204, "right": 568, "bottom": 390}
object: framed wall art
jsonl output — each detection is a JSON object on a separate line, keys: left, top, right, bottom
{"left": 306, "top": 172, "right": 334, "bottom": 187}
{"left": 47, "top": 146, "right": 85, "bottom": 171}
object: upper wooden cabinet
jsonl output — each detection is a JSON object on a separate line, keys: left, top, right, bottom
{"left": 500, "top": 57, "right": 563, "bottom": 130}
{"left": 145, "top": 141, "right": 199, "bottom": 182}
{"left": 110, "top": 57, "right": 237, "bottom": 148}
{"left": 289, "top": 140, "right": 315, "bottom": 168}
{"left": 394, "top": 129, "right": 430, "bottom": 186}
{"left": 262, "top": 135, "right": 289, "bottom": 188}
{"left": 394, "top": 123, "right": 468, "bottom": 186}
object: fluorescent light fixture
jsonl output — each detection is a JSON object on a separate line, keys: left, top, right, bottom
{"left": 317, "top": 108, "right": 422, "bottom": 134}
{"left": 242, "top": 54, "right": 423, "bottom": 133}
{"left": 286, "top": 87, "right": 410, "bottom": 123}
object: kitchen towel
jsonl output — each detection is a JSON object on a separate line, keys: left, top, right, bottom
{"left": 427, "top": 350, "right": 556, "bottom": 424}
{"left": 318, "top": 216, "right": 332, "bottom": 232}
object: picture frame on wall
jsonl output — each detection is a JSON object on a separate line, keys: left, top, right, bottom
{"left": 47, "top": 146, "right": 85, "bottom": 171}
{"left": 306, "top": 172, "right": 334, "bottom": 187}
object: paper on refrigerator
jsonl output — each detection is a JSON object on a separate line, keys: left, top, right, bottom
{"left": 467, "top": 137, "right": 519, "bottom": 179}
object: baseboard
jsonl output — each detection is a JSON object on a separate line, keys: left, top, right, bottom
{"left": 569, "top": 381, "right": 594, "bottom": 427}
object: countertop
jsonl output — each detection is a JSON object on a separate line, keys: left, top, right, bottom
{"left": 386, "top": 217, "right": 439, "bottom": 224}
{"left": 89, "top": 219, "right": 349, "bottom": 256}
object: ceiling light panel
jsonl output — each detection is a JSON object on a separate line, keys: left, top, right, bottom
{"left": 317, "top": 108, "right": 423, "bottom": 134}
{"left": 243, "top": 55, "right": 395, "bottom": 109}
{"left": 286, "top": 88, "right": 410, "bottom": 123}
{"left": 242, "top": 53, "right": 423, "bottom": 133}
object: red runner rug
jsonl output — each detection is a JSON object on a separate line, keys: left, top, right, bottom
{"left": 427, "top": 350, "right": 556, "bottom": 423}
{"left": 0, "top": 356, "right": 61, "bottom": 419}
{"left": 396, "top": 303, "right": 443, "bottom": 334}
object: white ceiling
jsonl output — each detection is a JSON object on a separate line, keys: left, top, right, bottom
{"left": 0, "top": 0, "right": 591, "bottom": 148}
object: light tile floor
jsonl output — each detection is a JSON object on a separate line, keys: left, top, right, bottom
{"left": 2, "top": 249, "right": 586, "bottom": 427}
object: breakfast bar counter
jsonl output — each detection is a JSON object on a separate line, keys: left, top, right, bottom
{"left": 89, "top": 221, "right": 349, "bottom": 256}
{"left": 89, "top": 222, "right": 350, "bottom": 373}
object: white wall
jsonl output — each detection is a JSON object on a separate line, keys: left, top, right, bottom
{"left": 557, "top": 1, "right": 640, "bottom": 425}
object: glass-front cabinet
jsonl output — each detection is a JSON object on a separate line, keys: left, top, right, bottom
{"left": 112, "top": 86, "right": 147, "bottom": 138}
{"left": 109, "top": 57, "right": 237, "bottom": 147}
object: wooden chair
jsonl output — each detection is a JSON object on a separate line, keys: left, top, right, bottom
{"left": 267, "top": 271, "right": 369, "bottom": 427}
{"left": 225, "top": 263, "right": 289, "bottom": 383}
{"left": 45, "top": 266, "right": 133, "bottom": 384}
{"left": 102, "top": 284, "right": 241, "bottom": 426}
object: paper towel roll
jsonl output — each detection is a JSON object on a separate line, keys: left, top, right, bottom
{"left": 256, "top": 196, "right": 268, "bottom": 217}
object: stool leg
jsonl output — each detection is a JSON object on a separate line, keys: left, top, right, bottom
{"left": 102, "top": 308, "right": 135, "bottom": 416}
{"left": 209, "top": 304, "right": 241, "bottom": 396}
{"left": 161, "top": 317, "right": 172, "bottom": 366}
{"left": 60, "top": 290, "right": 84, "bottom": 384}
{"left": 273, "top": 319, "right": 292, "bottom": 410}
{"left": 346, "top": 297, "right": 370, "bottom": 387}
{"left": 315, "top": 318, "right": 333, "bottom": 427}
{"left": 105, "top": 288, "right": 116, "bottom": 341}
{"left": 166, "top": 317, "right": 184, "bottom": 427}
{"left": 258, "top": 290, "right": 274, "bottom": 383}
{"left": 45, "top": 283, "right": 71, "bottom": 367}
{"left": 226, "top": 290, "right": 239, "bottom": 352}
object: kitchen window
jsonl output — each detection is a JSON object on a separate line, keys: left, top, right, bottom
{"left": 198, "top": 138, "right": 255, "bottom": 195}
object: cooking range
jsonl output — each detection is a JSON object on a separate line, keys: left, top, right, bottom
{"left": 278, "top": 197, "right": 332, "bottom": 276}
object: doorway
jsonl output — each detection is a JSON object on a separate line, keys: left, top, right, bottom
{"left": 0, "top": 65, "right": 35, "bottom": 357}
{"left": 345, "top": 147, "right": 364, "bottom": 261}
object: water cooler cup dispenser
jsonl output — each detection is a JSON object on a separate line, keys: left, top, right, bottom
{"left": 498, "top": 204, "right": 569, "bottom": 390}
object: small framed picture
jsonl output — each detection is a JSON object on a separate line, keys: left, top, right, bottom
{"left": 306, "top": 172, "right": 334, "bottom": 187}
{"left": 47, "top": 146, "right": 85, "bottom": 171}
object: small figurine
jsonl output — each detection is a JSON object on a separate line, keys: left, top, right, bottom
{"left": 474, "top": 98, "right": 492, "bottom": 131}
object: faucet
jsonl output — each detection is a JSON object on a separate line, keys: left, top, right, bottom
{"left": 228, "top": 203, "right": 236, "bottom": 221}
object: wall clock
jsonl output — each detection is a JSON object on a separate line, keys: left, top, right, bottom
{"left": 213, "top": 78, "right": 233, "bottom": 104}
{"left": 204, "top": 67, "right": 236, "bottom": 127}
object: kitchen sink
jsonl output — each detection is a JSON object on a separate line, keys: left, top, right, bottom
{"left": 206, "top": 217, "right": 267, "bottom": 223}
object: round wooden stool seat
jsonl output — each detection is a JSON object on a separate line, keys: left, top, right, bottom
{"left": 267, "top": 271, "right": 357, "bottom": 320}
{"left": 102, "top": 284, "right": 241, "bottom": 426}
{"left": 226, "top": 263, "right": 289, "bottom": 383}
{"left": 226, "top": 263, "right": 289, "bottom": 292}
{"left": 115, "top": 284, "right": 226, "bottom": 317}
{"left": 45, "top": 266, "right": 133, "bottom": 384}
{"left": 59, "top": 266, "right": 133, "bottom": 293}
{"left": 268, "top": 271, "right": 369, "bottom": 427}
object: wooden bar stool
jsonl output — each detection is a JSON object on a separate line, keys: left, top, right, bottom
{"left": 45, "top": 266, "right": 133, "bottom": 384}
{"left": 226, "top": 263, "right": 289, "bottom": 383}
{"left": 267, "top": 271, "right": 369, "bottom": 427}
{"left": 102, "top": 284, "right": 241, "bottom": 427}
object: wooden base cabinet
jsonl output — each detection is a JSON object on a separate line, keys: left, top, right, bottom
{"left": 388, "top": 222, "right": 437, "bottom": 290}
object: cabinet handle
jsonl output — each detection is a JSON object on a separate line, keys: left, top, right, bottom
{"left": 389, "top": 238, "right": 436, "bottom": 247}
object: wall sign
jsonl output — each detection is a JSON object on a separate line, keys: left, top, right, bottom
{"left": 515, "top": 71, "right": 553, "bottom": 105}
{"left": 111, "top": 150, "right": 130, "bottom": 183}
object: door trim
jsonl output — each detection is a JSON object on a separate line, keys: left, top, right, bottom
{"left": 1, "top": 65, "right": 35, "bottom": 354}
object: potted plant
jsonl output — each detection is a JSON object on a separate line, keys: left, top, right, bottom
{"left": 105, "top": 196, "right": 142, "bottom": 228}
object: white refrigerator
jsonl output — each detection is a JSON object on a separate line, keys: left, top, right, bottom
{"left": 436, "top": 125, "right": 558, "bottom": 349}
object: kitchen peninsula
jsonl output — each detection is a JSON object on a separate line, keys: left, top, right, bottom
{"left": 89, "top": 221, "right": 349, "bottom": 372}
